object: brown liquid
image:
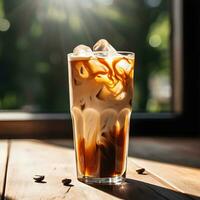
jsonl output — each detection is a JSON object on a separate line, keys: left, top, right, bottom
{"left": 77, "top": 121, "right": 127, "bottom": 177}
{"left": 68, "top": 54, "right": 134, "bottom": 178}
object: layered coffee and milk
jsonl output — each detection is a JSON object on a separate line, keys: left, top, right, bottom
{"left": 68, "top": 39, "right": 135, "bottom": 179}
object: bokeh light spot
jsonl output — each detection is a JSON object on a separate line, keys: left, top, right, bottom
{"left": 149, "top": 34, "right": 161, "bottom": 47}
{"left": 0, "top": 18, "right": 10, "bottom": 32}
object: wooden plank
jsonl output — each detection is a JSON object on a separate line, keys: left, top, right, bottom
{"left": 128, "top": 137, "right": 200, "bottom": 198}
{"left": 129, "top": 138, "right": 200, "bottom": 168}
{"left": 131, "top": 157, "right": 200, "bottom": 199}
{"left": 4, "top": 140, "right": 193, "bottom": 200}
{"left": 48, "top": 137, "right": 200, "bottom": 197}
{"left": 0, "top": 140, "right": 8, "bottom": 199}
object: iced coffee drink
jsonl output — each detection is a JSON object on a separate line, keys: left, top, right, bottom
{"left": 68, "top": 39, "right": 135, "bottom": 184}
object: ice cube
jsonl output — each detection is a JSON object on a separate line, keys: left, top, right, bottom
{"left": 96, "top": 86, "right": 111, "bottom": 100}
{"left": 115, "top": 91, "right": 126, "bottom": 100}
{"left": 73, "top": 44, "right": 93, "bottom": 56}
{"left": 108, "top": 80, "right": 124, "bottom": 96}
{"left": 115, "top": 59, "right": 132, "bottom": 75}
{"left": 88, "top": 60, "right": 109, "bottom": 74}
{"left": 93, "top": 39, "right": 117, "bottom": 54}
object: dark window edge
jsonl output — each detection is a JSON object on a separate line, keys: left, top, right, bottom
{"left": 0, "top": 112, "right": 198, "bottom": 139}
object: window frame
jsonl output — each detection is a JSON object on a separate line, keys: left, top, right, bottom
{"left": 0, "top": 0, "right": 199, "bottom": 138}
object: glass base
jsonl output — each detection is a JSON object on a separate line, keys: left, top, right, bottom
{"left": 78, "top": 176, "right": 124, "bottom": 185}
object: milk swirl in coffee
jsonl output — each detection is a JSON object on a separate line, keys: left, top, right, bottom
{"left": 68, "top": 39, "right": 135, "bottom": 179}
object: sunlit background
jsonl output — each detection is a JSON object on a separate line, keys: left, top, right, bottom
{"left": 0, "top": 0, "right": 171, "bottom": 113}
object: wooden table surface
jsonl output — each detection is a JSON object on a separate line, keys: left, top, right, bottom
{"left": 0, "top": 138, "right": 200, "bottom": 200}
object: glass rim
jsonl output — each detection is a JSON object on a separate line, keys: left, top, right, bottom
{"left": 68, "top": 51, "right": 135, "bottom": 58}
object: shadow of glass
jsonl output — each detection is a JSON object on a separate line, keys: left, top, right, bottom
{"left": 87, "top": 178, "right": 200, "bottom": 200}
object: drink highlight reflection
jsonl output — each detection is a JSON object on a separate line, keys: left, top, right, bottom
{"left": 68, "top": 40, "right": 135, "bottom": 184}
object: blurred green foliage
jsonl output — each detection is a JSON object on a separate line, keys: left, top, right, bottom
{"left": 0, "top": 0, "right": 171, "bottom": 112}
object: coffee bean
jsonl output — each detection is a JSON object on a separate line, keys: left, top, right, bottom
{"left": 33, "top": 175, "right": 45, "bottom": 182}
{"left": 62, "top": 178, "right": 72, "bottom": 186}
{"left": 136, "top": 168, "right": 145, "bottom": 174}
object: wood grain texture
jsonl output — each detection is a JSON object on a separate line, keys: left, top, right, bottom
{"left": 131, "top": 157, "right": 200, "bottom": 198}
{"left": 129, "top": 137, "right": 200, "bottom": 199}
{"left": 0, "top": 140, "right": 8, "bottom": 198}
{"left": 129, "top": 138, "right": 200, "bottom": 168}
{"left": 4, "top": 140, "right": 195, "bottom": 200}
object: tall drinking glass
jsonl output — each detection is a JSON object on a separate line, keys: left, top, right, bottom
{"left": 68, "top": 51, "right": 135, "bottom": 184}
